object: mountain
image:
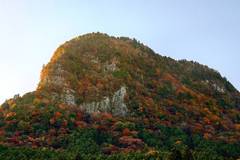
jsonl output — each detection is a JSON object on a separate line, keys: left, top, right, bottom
{"left": 0, "top": 33, "right": 240, "bottom": 160}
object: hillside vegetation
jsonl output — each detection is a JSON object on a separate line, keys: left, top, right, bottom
{"left": 0, "top": 33, "right": 240, "bottom": 159}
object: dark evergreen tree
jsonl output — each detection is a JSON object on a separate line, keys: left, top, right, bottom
{"left": 183, "top": 149, "right": 194, "bottom": 160}
{"left": 169, "top": 148, "right": 182, "bottom": 160}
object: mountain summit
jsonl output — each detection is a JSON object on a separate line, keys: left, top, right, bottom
{"left": 37, "top": 32, "right": 240, "bottom": 120}
{"left": 1, "top": 33, "right": 240, "bottom": 159}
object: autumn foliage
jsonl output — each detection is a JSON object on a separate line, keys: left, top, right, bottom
{"left": 0, "top": 33, "right": 240, "bottom": 159}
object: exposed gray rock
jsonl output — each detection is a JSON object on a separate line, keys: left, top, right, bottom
{"left": 62, "top": 88, "right": 76, "bottom": 106}
{"left": 91, "top": 58, "right": 99, "bottom": 64}
{"left": 79, "top": 97, "right": 111, "bottom": 113}
{"left": 204, "top": 80, "right": 225, "bottom": 93}
{"left": 212, "top": 83, "right": 225, "bottom": 93}
{"left": 111, "top": 86, "right": 128, "bottom": 116}
{"left": 104, "top": 58, "right": 119, "bottom": 72}
{"left": 104, "top": 63, "right": 117, "bottom": 72}
{"left": 79, "top": 86, "right": 128, "bottom": 116}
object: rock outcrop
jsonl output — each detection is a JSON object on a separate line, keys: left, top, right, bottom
{"left": 79, "top": 86, "right": 128, "bottom": 116}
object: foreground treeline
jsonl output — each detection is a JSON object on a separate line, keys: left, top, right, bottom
{"left": 0, "top": 127, "right": 239, "bottom": 160}
{"left": 0, "top": 102, "right": 240, "bottom": 160}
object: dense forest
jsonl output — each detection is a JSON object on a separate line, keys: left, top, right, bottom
{"left": 0, "top": 33, "right": 240, "bottom": 159}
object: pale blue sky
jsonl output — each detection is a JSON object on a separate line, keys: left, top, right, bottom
{"left": 0, "top": 0, "right": 239, "bottom": 103}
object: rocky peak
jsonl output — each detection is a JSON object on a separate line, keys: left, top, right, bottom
{"left": 35, "top": 32, "right": 239, "bottom": 120}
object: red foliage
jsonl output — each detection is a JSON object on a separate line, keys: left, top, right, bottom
{"left": 203, "top": 117, "right": 211, "bottom": 125}
{"left": 62, "top": 119, "right": 68, "bottom": 127}
{"left": 50, "top": 118, "right": 55, "bottom": 125}
{"left": 49, "top": 128, "right": 57, "bottom": 136}
{"left": 95, "top": 124, "right": 108, "bottom": 131}
{"left": 119, "top": 136, "right": 144, "bottom": 147}
{"left": 0, "top": 129, "right": 5, "bottom": 136}
{"left": 102, "top": 144, "right": 119, "bottom": 154}
{"left": 76, "top": 112, "right": 83, "bottom": 120}
{"left": 101, "top": 112, "right": 113, "bottom": 120}
{"left": 75, "top": 121, "right": 87, "bottom": 128}
{"left": 58, "top": 127, "right": 68, "bottom": 134}
{"left": 192, "top": 123, "right": 203, "bottom": 133}
{"left": 7, "top": 136, "right": 19, "bottom": 145}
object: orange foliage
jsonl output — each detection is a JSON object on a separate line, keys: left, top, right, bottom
{"left": 175, "top": 140, "right": 182, "bottom": 145}
{"left": 234, "top": 124, "right": 240, "bottom": 131}
{"left": 54, "top": 111, "right": 62, "bottom": 119}
{"left": 203, "top": 108, "right": 211, "bottom": 115}
{"left": 203, "top": 117, "right": 211, "bottom": 125}
{"left": 5, "top": 112, "right": 16, "bottom": 118}
{"left": 32, "top": 110, "right": 40, "bottom": 116}
{"left": 162, "top": 73, "right": 179, "bottom": 85}
{"left": 59, "top": 103, "right": 67, "bottom": 109}
{"left": 193, "top": 123, "right": 203, "bottom": 133}
{"left": 41, "top": 98, "right": 50, "bottom": 104}
{"left": 209, "top": 114, "right": 220, "bottom": 122}
{"left": 144, "top": 97, "right": 154, "bottom": 107}
{"left": 155, "top": 68, "right": 161, "bottom": 76}
{"left": 203, "top": 133, "right": 212, "bottom": 140}
{"left": 122, "top": 128, "right": 131, "bottom": 136}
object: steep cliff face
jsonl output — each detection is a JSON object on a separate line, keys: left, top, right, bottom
{"left": 79, "top": 86, "right": 128, "bottom": 116}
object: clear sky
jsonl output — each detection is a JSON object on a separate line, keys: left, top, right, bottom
{"left": 0, "top": 0, "right": 239, "bottom": 103}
